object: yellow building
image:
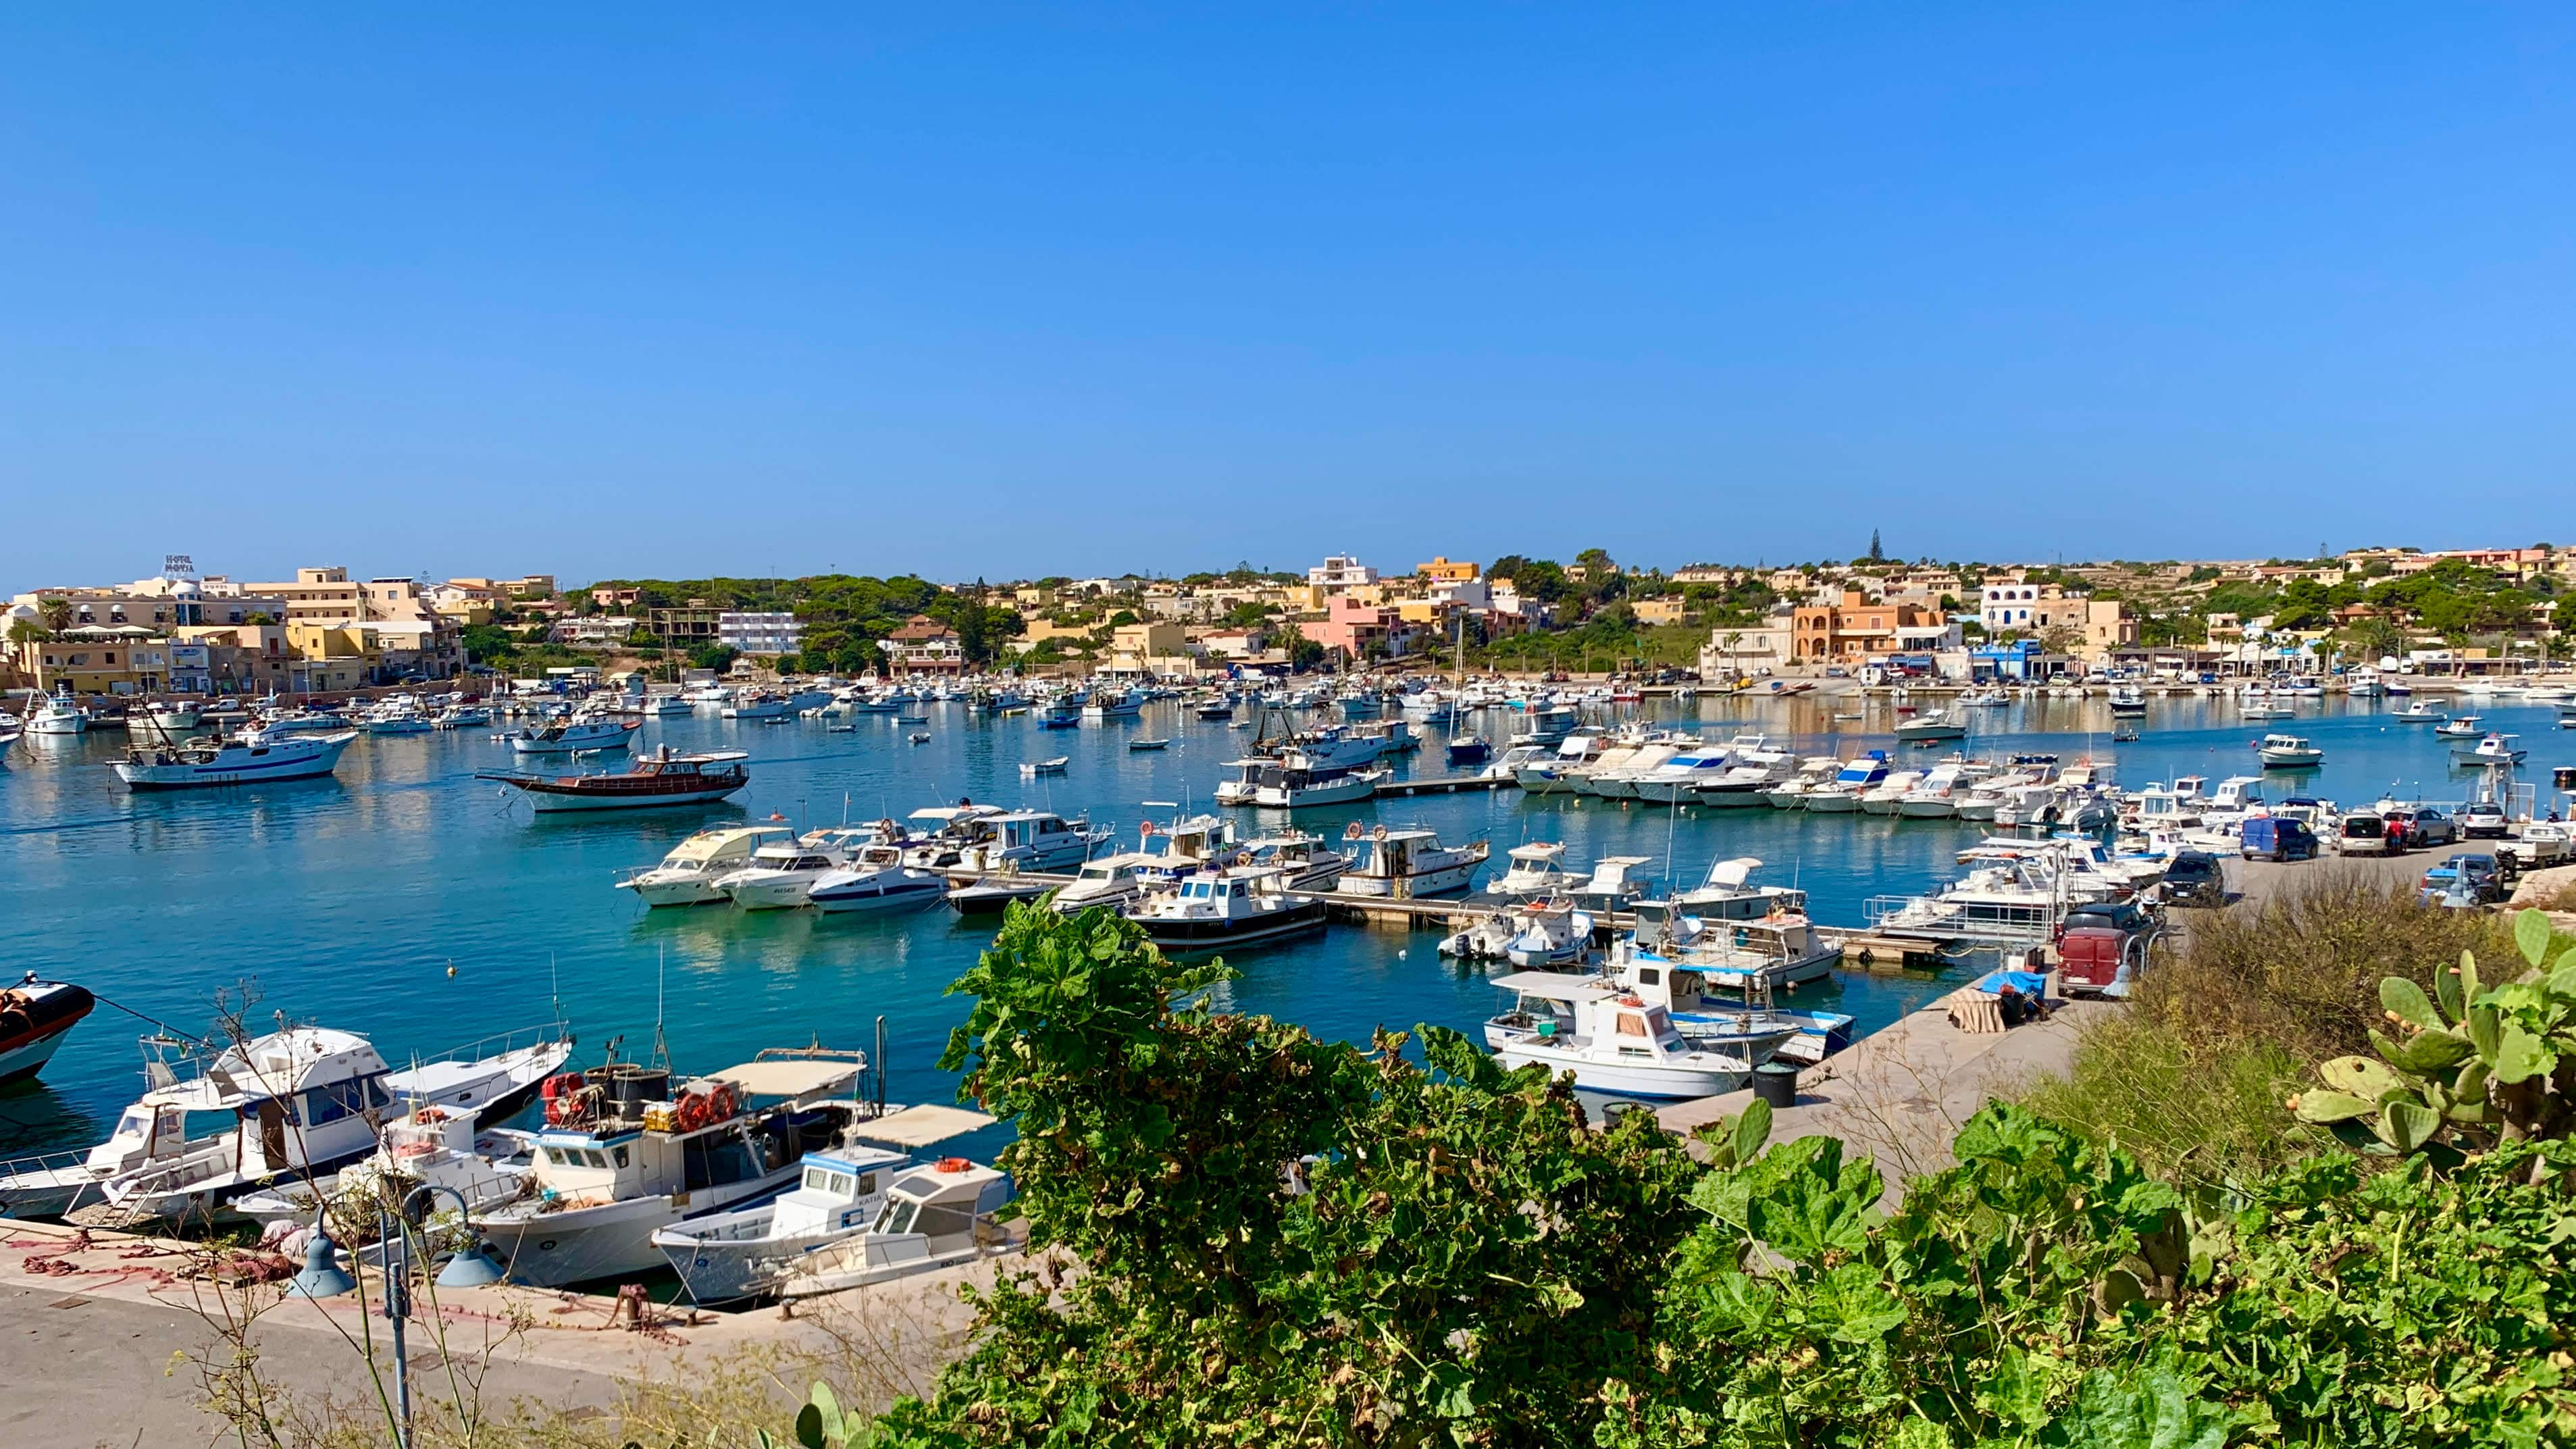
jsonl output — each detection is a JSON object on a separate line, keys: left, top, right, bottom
{"left": 1110, "top": 621, "right": 1187, "bottom": 657}
{"left": 1630, "top": 598, "right": 1691, "bottom": 626}
{"left": 7, "top": 631, "right": 172, "bottom": 694}
{"left": 1416, "top": 557, "right": 1480, "bottom": 584}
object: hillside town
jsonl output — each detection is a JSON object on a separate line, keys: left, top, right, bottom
{"left": 8, "top": 543, "right": 2573, "bottom": 703}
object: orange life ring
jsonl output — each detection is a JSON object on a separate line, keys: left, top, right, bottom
{"left": 540, "top": 1072, "right": 588, "bottom": 1125}
{"left": 674, "top": 1092, "right": 710, "bottom": 1133}
{"left": 936, "top": 1156, "right": 972, "bottom": 1173}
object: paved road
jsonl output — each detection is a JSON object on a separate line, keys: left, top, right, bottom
{"left": 0, "top": 1281, "right": 625, "bottom": 1449}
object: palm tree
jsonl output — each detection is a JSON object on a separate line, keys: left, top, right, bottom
{"left": 36, "top": 596, "right": 72, "bottom": 636}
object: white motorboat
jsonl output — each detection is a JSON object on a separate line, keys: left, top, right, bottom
{"left": 2452, "top": 732, "right": 2527, "bottom": 767}
{"left": 509, "top": 716, "right": 640, "bottom": 755}
{"left": 719, "top": 838, "right": 860, "bottom": 909}
{"left": 1604, "top": 944, "right": 1850, "bottom": 1065}
{"left": 808, "top": 844, "right": 949, "bottom": 914}
{"left": 24, "top": 695, "right": 89, "bottom": 736}
{"left": 1081, "top": 689, "right": 1145, "bottom": 721}
{"left": 2107, "top": 687, "right": 2146, "bottom": 717}
{"left": 1689, "top": 751, "right": 1800, "bottom": 808}
{"left": 955, "top": 811, "right": 1102, "bottom": 873}
{"left": 361, "top": 701, "right": 434, "bottom": 734}
{"left": 1761, "top": 757, "right": 1841, "bottom": 809}
{"left": 1895, "top": 763, "right": 1969, "bottom": 819}
{"left": 1021, "top": 756, "right": 1070, "bottom": 776}
{"left": 651, "top": 1104, "right": 998, "bottom": 1304}
{"left": 477, "top": 1053, "right": 896, "bottom": 1288}
{"left": 1801, "top": 752, "right": 1890, "bottom": 813}
{"left": 2394, "top": 702, "right": 2446, "bottom": 724}
{"left": 1626, "top": 744, "right": 1747, "bottom": 805}
{"left": 638, "top": 694, "right": 693, "bottom": 717}
{"left": 1483, "top": 842, "right": 1580, "bottom": 902}
{"left": 1483, "top": 973, "right": 1791, "bottom": 1098}
{"left": 0, "top": 1023, "right": 571, "bottom": 1223}
{"left": 1501, "top": 900, "right": 1597, "bottom": 968}
{"left": 775, "top": 1156, "right": 1020, "bottom": 1301}
{"left": 134, "top": 700, "right": 202, "bottom": 738}
{"left": 433, "top": 703, "right": 494, "bottom": 729}
{"left": 1337, "top": 826, "right": 1489, "bottom": 898}
{"left": 721, "top": 692, "right": 794, "bottom": 720}
{"left": 246, "top": 709, "right": 347, "bottom": 738}
{"left": 1858, "top": 768, "right": 1927, "bottom": 815}
{"left": 2255, "top": 733, "right": 2323, "bottom": 769}
{"left": 1893, "top": 709, "right": 1967, "bottom": 742}
{"left": 111, "top": 730, "right": 357, "bottom": 789}
{"left": 1230, "top": 832, "right": 1353, "bottom": 892}
{"left": 1222, "top": 752, "right": 1385, "bottom": 809}
{"left": 2433, "top": 715, "right": 2484, "bottom": 740}
{"left": 617, "top": 825, "right": 800, "bottom": 906}
{"left": 1123, "top": 866, "right": 1327, "bottom": 952}
{"left": 1049, "top": 853, "right": 1160, "bottom": 913}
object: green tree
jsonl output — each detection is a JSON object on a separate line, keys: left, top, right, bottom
{"left": 1278, "top": 621, "right": 1326, "bottom": 671}
{"left": 7, "top": 617, "right": 51, "bottom": 644}
{"left": 1867, "top": 528, "right": 1884, "bottom": 562}
{"left": 2341, "top": 616, "right": 2406, "bottom": 662}
{"left": 687, "top": 643, "right": 739, "bottom": 673}
{"left": 35, "top": 596, "right": 72, "bottom": 635}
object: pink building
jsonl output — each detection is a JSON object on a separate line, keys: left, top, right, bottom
{"left": 1304, "top": 596, "right": 1410, "bottom": 660}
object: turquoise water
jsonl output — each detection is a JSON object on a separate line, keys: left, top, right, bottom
{"left": 3, "top": 691, "right": 2562, "bottom": 1159}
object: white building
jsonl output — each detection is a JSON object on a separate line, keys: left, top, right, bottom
{"left": 1307, "top": 554, "right": 1379, "bottom": 591}
{"left": 550, "top": 615, "right": 640, "bottom": 648}
{"left": 718, "top": 611, "right": 804, "bottom": 656}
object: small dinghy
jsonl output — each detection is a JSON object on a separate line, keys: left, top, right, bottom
{"left": 1127, "top": 738, "right": 1171, "bottom": 752}
{"left": 1021, "top": 756, "right": 1069, "bottom": 776}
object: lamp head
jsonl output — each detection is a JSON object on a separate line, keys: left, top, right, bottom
{"left": 288, "top": 1232, "right": 356, "bottom": 1298}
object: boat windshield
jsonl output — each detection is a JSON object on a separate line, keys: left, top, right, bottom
{"left": 875, "top": 1196, "right": 921, "bottom": 1235}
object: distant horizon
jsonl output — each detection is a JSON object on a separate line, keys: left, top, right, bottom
{"left": 6, "top": 8, "right": 2571, "bottom": 586}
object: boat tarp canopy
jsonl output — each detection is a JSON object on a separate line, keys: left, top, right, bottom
{"left": 1489, "top": 971, "right": 1621, "bottom": 1002}
{"left": 715, "top": 1060, "right": 865, "bottom": 1099}
{"left": 848, "top": 1104, "right": 998, "bottom": 1147}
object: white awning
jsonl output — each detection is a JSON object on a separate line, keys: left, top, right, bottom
{"left": 1488, "top": 971, "right": 1620, "bottom": 1002}
{"left": 713, "top": 1059, "right": 865, "bottom": 1098}
{"left": 848, "top": 1104, "right": 998, "bottom": 1147}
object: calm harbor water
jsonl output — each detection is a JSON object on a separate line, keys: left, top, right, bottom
{"left": 2, "top": 690, "right": 2563, "bottom": 1159}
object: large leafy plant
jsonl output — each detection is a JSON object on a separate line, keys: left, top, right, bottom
{"left": 2292, "top": 907, "right": 2576, "bottom": 1160}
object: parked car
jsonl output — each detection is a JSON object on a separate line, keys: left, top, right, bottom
{"left": 2384, "top": 807, "right": 2457, "bottom": 850}
{"left": 2420, "top": 853, "right": 2504, "bottom": 905}
{"left": 2460, "top": 801, "right": 2510, "bottom": 840}
{"left": 2335, "top": 812, "right": 2392, "bottom": 855}
{"left": 2499, "top": 821, "right": 2571, "bottom": 873}
{"left": 2240, "top": 816, "right": 2319, "bottom": 863}
{"left": 2159, "top": 851, "right": 2226, "bottom": 907}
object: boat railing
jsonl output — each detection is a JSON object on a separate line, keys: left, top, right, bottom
{"left": 403, "top": 1021, "right": 574, "bottom": 1076}
{"left": 1864, "top": 894, "right": 2059, "bottom": 945}
{"left": 0, "top": 1146, "right": 99, "bottom": 1211}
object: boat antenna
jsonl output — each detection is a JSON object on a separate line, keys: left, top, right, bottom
{"left": 874, "top": 1014, "right": 888, "bottom": 1115}
{"left": 651, "top": 944, "right": 671, "bottom": 1073}
{"left": 549, "top": 953, "right": 563, "bottom": 1027}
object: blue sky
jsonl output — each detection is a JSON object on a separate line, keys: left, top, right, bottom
{"left": 3, "top": 6, "right": 2570, "bottom": 588}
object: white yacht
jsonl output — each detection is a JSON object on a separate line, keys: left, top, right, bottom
{"left": 111, "top": 731, "right": 357, "bottom": 789}
{"left": 807, "top": 843, "right": 948, "bottom": 914}
{"left": 1081, "top": 688, "right": 1145, "bottom": 721}
{"left": 361, "top": 699, "right": 434, "bottom": 734}
{"left": 0, "top": 1024, "right": 571, "bottom": 1223}
{"left": 617, "top": 825, "right": 800, "bottom": 906}
{"left": 2255, "top": 734, "right": 2323, "bottom": 769}
{"left": 1579, "top": 738, "right": 1686, "bottom": 800}
{"left": 1231, "top": 832, "right": 1353, "bottom": 892}
{"left": 510, "top": 716, "right": 640, "bottom": 755}
{"left": 955, "top": 811, "right": 1102, "bottom": 873}
{"left": 433, "top": 702, "right": 494, "bottom": 728}
{"left": 1338, "top": 827, "right": 1489, "bottom": 898}
{"left": 1893, "top": 709, "right": 1967, "bottom": 742}
{"left": 1689, "top": 749, "right": 1800, "bottom": 808}
{"left": 1483, "top": 973, "right": 1792, "bottom": 1098}
{"left": 1247, "top": 755, "right": 1386, "bottom": 809}
{"left": 1501, "top": 900, "right": 1597, "bottom": 968}
{"left": 775, "top": 1157, "right": 1020, "bottom": 1301}
{"left": 1482, "top": 842, "right": 1580, "bottom": 902}
{"left": 1761, "top": 757, "right": 1842, "bottom": 809}
{"left": 650, "top": 1104, "right": 996, "bottom": 1304}
{"left": 719, "top": 836, "right": 869, "bottom": 909}
{"left": 721, "top": 691, "right": 794, "bottom": 720}
{"left": 1895, "top": 763, "right": 1969, "bottom": 819}
{"left": 1625, "top": 744, "right": 1745, "bottom": 805}
{"left": 1123, "top": 867, "right": 1327, "bottom": 952}
{"left": 1048, "top": 853, "right": 1160, "bottom": 913}
{"left": 1802, "top": 753, "right": 1890, "bottom": 813}
{"left": 1857, "top": 768, "right": 1928, "bottom": 815}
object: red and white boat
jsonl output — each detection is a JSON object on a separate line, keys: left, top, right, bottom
{"left": 0, "top": 975, "right": 94, "bottom": 1088}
